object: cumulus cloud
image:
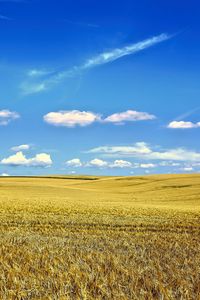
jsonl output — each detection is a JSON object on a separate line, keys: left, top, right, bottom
{"left": 88, "top": 142, "right": 200, "bottom": 162}
{"left": 65, "top": 158, "right": 157, "bottom": 169}
{"left": 167, "top": 121, "right": 200, "bottom": 129}
{"left": 1, "top": 173, "right": 9, "bottom": 176}
{"left": 104, "top": 110, "right": 156, "bottom": 125}
{"left": 65, "top": 158, "right": 82, "bottom": 167}
{"left": 11, "top": 144, "right": 30, "bottom": 152}
{"left": 139, "top": 163, "right": 156, "bottom": 168}
{"left": 110, "top": 160, "right": 132, "bottom": 168}
{"left": 0, "top": 110, "right": 20, "bottom": 125}
{"left": 65, "top": 158, "right": 134, "bottom": 169}
{"left": 43, "top": 110, "right": 156, "bottom": 128}
{"left": 1, "top": 152, "right": 52, "bottom": 167}
{"left": 88, "top": 158, "right": 108, "bottom": 167}
{"left": 44, "top": 110, "right": 101, "bottom": 127}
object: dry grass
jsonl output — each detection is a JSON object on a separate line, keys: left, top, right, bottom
{"left": 0, "top": 174, "right": 200, "bottom": 299}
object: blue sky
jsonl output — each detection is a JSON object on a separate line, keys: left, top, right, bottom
{"left": 0, "top": 0, "right": 200, "bottom": 176}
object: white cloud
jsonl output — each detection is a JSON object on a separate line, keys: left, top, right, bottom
{"left": 159, "top": 161, "right": 181, "bottom": 167}
{"left": 89, "top": 142, "right": 200, "bottom": 162}
{"left": 83, "top": 33, "right": 171, "bottom": 69}
{"left": 89, "top": 142, "right": 152, "bottom": 156}
{"left": 1, "top": 152, "right": 52, "bottom": 167}
{"left": 1, "top": 173, "right": 9, "bottom": 176}
{"left": 1, "top": 152, "right": 27, "bottom": 166}
{"left": 181, "top": 167, "right": 194, "bottom": 172}
{"left": 23, "top": 33, "right": 172, "bottom": 94}
{"left": 21, "top": 82, "right": 46, "bottom": 95}
{"left": 139, "top": 163, "right": 156, "bottom": 168}
{"left": 43, "top": 110, "right": 155, "bottom": 128}
{"left": 104, "top": 110, "right": 156, "bottom": 125}
{"left": 190, "top": 162, "right": 200, "bottom": 167}
{"left": 65, "top": 158, "right": 82, "bottom": 167}
{"left": 27, "top": 69, "right": 51, "bottom": 77}
{"left": 65, "top": 158, "right": 155, "bottom": 169}
{"left": 65, "top": 158, "right": 133, "bottom": 169}
{"left": 68, "top": 171, "right": 76, "bottom": 174}
{"left": 167, "top": 121, "right": 200, "bottom": 129}
{"left": 11, "top": 144, "right": 30, "bottom": 152}
{"left": 90, "top": 158, "right": 132, "bottom": 168}
{"left": 0, "top": 110, "right": 20, "bottom": 125}
{"left": 148, "top": 149, "right": 200, "bottom": 161}
{"left": 128, "top": 162, "right": 156, "bottom": 169}
{"left": 169, "top": 107, "right": 200, "bottom": 123}
{"left": 44, "top": 110, "right": 101, "bottom": 127}
{"left": 30, "top": 153, "right": 52, "bottom": 167}
{"left": 110, "top": 160, "right": 132, "bottom": 168}
{"left": 88, "top": 158, "right": 108, "bottom": 167}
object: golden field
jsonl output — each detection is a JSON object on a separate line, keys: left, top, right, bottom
{"left": 0, "top": 174, "right": 200, "bottom": 299}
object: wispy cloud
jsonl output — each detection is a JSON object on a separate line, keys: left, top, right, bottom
{"left": 82, "top": 33, "right": 171, "bottom": 69}
{"left": 167, "top": 106, "right": 200, "bottom": 129}
{"left": 174, "top": 107, "right": 200, "bottom": 121}
{"left": 0, "top": 14, "right": 12, "bottom": 20}
{"left": 21, "top": 82, "right": 46, "bottom": 94}
{"left": 88, "top": 142, "right": 200, "bottom": 162}
{"left": 22, "top": 33, "right": 172, "bottom": 95}
{"left": 11, "top": 144, "right": 31, "bottom": 152}
{"left": 64, "top": 19, "right": 99, "bottom": 28}
{"left": 27, "top": 69, "right": 52, "bottom": 77}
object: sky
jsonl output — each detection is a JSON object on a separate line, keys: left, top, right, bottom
{"left": 0, "top": 0, "right": 200, "bottom": 176}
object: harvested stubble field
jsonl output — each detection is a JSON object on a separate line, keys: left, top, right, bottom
{"left": 0, "top": 174, "right": 200, "bottom": 299}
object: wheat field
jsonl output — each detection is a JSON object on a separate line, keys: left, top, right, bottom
{"left": 0, "top": 174, "right": 200, "bottom": 299}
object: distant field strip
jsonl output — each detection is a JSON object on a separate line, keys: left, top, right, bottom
{"left": 0, "top": 174, "right": 200, "bottom": 299}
